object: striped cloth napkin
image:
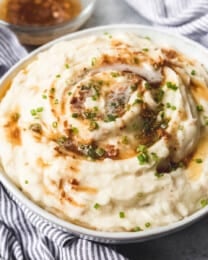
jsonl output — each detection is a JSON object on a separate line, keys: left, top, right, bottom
{"left": 126, "top": 0, "right": 208, "bottom": 47}
{"left": 0, "top": 26, "right": 127, "bottom": 260}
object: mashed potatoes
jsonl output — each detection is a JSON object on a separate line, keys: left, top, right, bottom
{"left": 1, "top": 32, "right": 208, "bottom": 231}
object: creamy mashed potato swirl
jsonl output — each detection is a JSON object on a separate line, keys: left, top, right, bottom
{"left": 1, "top": 32, "right": 208, "bottom": 232}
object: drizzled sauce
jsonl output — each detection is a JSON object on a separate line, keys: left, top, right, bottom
{"left": 1, "top": 0, "right": 82, "bottom": 26}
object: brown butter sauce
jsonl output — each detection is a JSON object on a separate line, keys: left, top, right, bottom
{"left": 187, "top": 131, "right": 208, "bottom": 181}
{"left": 2, "top": 0, "right": 82, "bottom": 26}
{"left": 187, "top": 80, "right": 208, "bottom": 180}
{"left": 4, "top": 112, "right": 22, "bottom": 146}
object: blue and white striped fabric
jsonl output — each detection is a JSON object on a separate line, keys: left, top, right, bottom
{"left": 0, "top": 26, "right": 127, "bottom": 260}
{"left": 126, "top": 0, "right": 208, "bottom": 47}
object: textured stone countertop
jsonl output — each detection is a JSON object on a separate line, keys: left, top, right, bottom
{"left": 82, "top": 0, "right": 208, "bottom": 260}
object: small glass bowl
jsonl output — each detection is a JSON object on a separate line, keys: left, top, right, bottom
{"left": 0, "top": 0, "right": 96, "bottom": 45}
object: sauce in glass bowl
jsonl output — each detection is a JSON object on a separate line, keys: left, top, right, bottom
{"left": 1, "top": 0, "right": 82, "bottom": 26}
{"left": 0, "top": 0, "right": 95, "bottom": 45}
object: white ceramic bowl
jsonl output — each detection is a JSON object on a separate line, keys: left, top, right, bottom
{"left": 1, "top": 24, "right": 208, "bottom": 244}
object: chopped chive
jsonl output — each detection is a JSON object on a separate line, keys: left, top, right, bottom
{"left": 137, "top": 145, "right": 147, "bottom": 153}
{"left": 30, "top": 109, "right": 37, "bottom": 116}
{"left": 155, "top": 88, "right": 164, "bottom": 103}
{"left": 137, "top": 153, "right": 149, "bottom": 165}
{"left": 196, "top": 104, "right": 204, "bottom": 112}
{"left": 111, "top": 72, "right": 119, "bottom": 77}
{"left": 36, "top": 107, "right": 43, "bottom": 112}
{"left": 160, "top": 111, "right": 165, "bottom": 119}
{"left": 144, "top": 82, "right": 151, "bottom": 89}
{"left": 98, "top": 80, "right": 104, "bottom": 85}
{"left": 92, "top": 95, "right": 98, "bottom": 101}
{"left": 151, "top": 152, "right": 158, "bottom": 162}
{"left": 191, "top": 70, "right": 196, "bottom": 76}
{"left": 144, "top": 36, "right": 151, "bottom": 40}
{"left": 91, "top": 57, "right": 97, "bottom": 66}
{"left": 104, "top": 32, "right": 112, "bottom": 38}
{"left": 84, "top": 111, "right": 96, "bottom": 119}
{"left": 195, "top": 158, "right": 203, "bottom": 163}
{"left": 96, "top": 147, "right": 105, "bottom": 157}
{"left": 166, "top": 82, "right": 178, "bottom": 91}
{"left": 56, "top": 136, "right": 67, "bottom": 145}
{"left": 200, "top": 199, "right": 208, "bottom": 208}
{"left": 155, "top": 172, "right": 164, "bottom": 178}
{"left": 65, "top": 64, "right": 70, "bottom": 69}
{"left": 72, "top": 127, "right": 78, "bottom": 134}
{"left": 142, "top": 48, "right": 149, "bottom": 52}
{"left": 166, "top": 102, "right": 171, "bottom": 108}
{"left": 56, "top": 74, "right": 61, "bottom": 78}
{"left": 119, "top": 212, "right": 125, "bottom": 218}
{"left": 94, "top": 203, "right": 100, "bottom": 209}
{"left": 42, "top": 94, "right": 47, "bottom": 99}
{"left": 204, "top": 116, "right": 208, "bottom": 125}
{"left": 145, "top": 222, "right": 151, "bottom": 228}
{"left": 68, "top": 91, "right": 72, "bottom": 96}
{"left": 121, "top": 136, "right": 129, "bottom": 144}
{"left": 89, "top": 121, "right": 99, "bottom": 131}
{"left": 52, "top": 121, "right": 58, "bottom": 128}
{"left": 104, "top": 114, "right": 117, "bottom": 122}
{"left": 133, "top": 98, "right": 143, "bottom": 105}
{"left": 166, "top": 103, "right": 176, "bottom": 110}
{"left": 137, "top": 145, "right": 149, "bottom": 165}
{"left": 130, "top": 84, "right": 137, "bottom": 91}
{"left": 111, "top": 102, "right": 116, "bottom": 107}
{"left": 84, "top": 145, "right": 98, "bottom": 159}
{"left": 25, "top": 180, "right": 29, "bottom": 184}
{"left": 134, "top": 226, "right": 142, "bottom": 232}
{"left": 72, "top": 113, "right": 79, "bottom": 118}
{"left": 54, "top": 99, "right": 59, "bottom": 104}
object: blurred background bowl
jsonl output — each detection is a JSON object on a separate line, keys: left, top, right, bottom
{"left": 0, "top": 0, "right": 96, "bottom": 45}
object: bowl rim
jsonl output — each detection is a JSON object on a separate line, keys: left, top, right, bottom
{"left": 1, "top": 24, "right": 208, "bottom": 242}
{"left": 0, "top": 0, "right": 96, "bottom": 32}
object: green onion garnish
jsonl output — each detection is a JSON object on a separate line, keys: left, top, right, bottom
{"left": 196, "top": 105, "right": 204, "bottom": 112}
{"left": 134, "top": 226, "right": 142, "bottom": 232}
{"left": 89, "top": 121, "right": 99, "bottom": 131}
{"left": 201, "top": 199, "right": 208, "bottom": 208}
{"left": 195, "top": 158, "right": 203, "bottom": 163}
{"left": 94, "top": 203, "right": 100, "bottom": 209}
{"left": 145, "top": 222, "right": 151, "bottom": 228}
{"left": 166, "top": 82, "right": 178, "bottom": 91}
{"left": 119, "top": 212, "right": 125, "bottom": 218}
{"left": 52, "top": 121, "right": 58, "bottom": 128}
{"left": 191, "top": 70, "right": 196, "bottom": 76}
